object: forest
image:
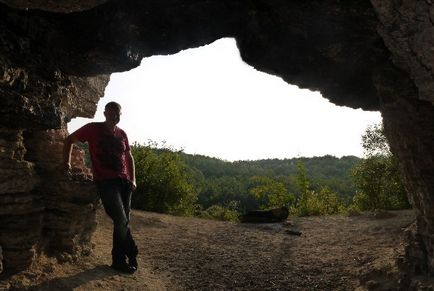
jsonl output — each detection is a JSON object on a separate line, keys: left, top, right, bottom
{"left": 78, "top": 123, "right": 410, "bottom": 221}
{"left": 179, "top": 153, "right": 359, "bottom": 211}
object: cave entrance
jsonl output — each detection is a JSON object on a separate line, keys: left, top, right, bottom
{"left": 68, "top": 38, "right": 381, "bottom": 161}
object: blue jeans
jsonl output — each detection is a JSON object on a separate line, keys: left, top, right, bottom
{"left": 96, "top": 178, "right": 138, "bottom": 264}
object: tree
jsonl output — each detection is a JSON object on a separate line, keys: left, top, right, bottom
{"left": 361, "top": 123, "right": 391, "bottom": 157}
{"left": 351, "top": 123, "right": 409, "bottom": 211}
{"left": 248, "top": 176, "right": 295, "bottom": 209}
{"left": 199, "top": 201, "right": 240, "bottom": 222}
{"left": 292, "top": 161, "right": 345, "bottom": 216}
{"left": 131, "top": 142, "right": 198, "bottom": 216}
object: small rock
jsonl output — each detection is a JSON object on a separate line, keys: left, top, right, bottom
{"left": 285, "top": 229, "right": 302, "bottom": 236}
{"left": 282, "top": 220, "right": 293, "bottom": 227}
{"left": 372, "top": 210, "right": 396, "bottom": 219}
{"left": 366, "top": 280, "right": 379, "bottom": 289}
{"left": 347, "top": 209, "right": 361, "bottom": 217}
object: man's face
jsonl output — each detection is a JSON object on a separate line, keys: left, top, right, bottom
{"left": 104, "top": 106, "right": 121, "bottom": 125}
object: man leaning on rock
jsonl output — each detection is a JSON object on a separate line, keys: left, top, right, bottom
{"left": 63, "top": 101, "right": 139, "bottom": 274}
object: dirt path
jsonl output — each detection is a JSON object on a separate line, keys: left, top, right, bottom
{"left": 2, "top": 209, "right": 416, "bottom": 290}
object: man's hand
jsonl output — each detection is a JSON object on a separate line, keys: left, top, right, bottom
{"left": 63, "top": 134, "right": 78, "bottom": 175}
{"left": 63, "top": 162, "right": 72, "bottom": 174}
{"left": 131, "top": 180, "right": 137, "bottom": 191}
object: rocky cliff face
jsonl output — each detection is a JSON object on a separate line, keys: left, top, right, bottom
{"left": 370, "top": 1, "right": 434, "bottom": 281}
{"left": 0, "top": 0, "right": 433, "bottom": 285}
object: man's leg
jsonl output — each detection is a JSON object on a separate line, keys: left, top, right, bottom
{"left": 120, "top": 180, "right": 139, "bottom": 268}
{"left": 97, "top": 179, "right": 136, "bottom": 273}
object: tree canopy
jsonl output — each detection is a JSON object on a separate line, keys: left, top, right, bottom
{"left": 77, "top": 123, "right": 410, "bottom": 221}
{"left": 350, "top": 123, "right": 409, "bottom": 211}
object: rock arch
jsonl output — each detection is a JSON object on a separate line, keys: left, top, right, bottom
{"left": 0, "top": 0, "right": 433, "bottom": 282}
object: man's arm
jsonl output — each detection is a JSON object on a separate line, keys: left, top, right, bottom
{"left": 126, "top": 150, "right": 136, "bottom": 190}
{"left": 63, "top": 133, "right": 79, "bottom": 171}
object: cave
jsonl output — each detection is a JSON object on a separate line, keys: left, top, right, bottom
{"left": 0, "top": 0, "right": 433, "bottom": 285}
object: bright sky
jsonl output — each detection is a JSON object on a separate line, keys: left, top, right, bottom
{"left": 68, "top": 38, "right": 382, "bottom": 161}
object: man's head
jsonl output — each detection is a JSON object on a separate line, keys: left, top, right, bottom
{"left": 104, "top": 101, "right": 122, "bottom": 126}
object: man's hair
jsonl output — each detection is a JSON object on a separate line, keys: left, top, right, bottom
{"left": 105, "top": 101, "right": 121, "bottom": 111}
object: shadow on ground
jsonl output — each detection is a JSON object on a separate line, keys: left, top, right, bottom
{"left": 24, "top": 265, "right": 116, "bottom": 291}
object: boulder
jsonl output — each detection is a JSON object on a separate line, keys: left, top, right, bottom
{"left": 240, "top": 206, "right": 289, "bottom": 223}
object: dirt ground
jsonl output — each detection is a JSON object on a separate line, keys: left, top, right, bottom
{"left": 2, "top": 208, "right": 416, "bottom": 291}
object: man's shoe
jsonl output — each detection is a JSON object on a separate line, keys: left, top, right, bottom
{"left": 127, "top": 244, "right": 139, "bottom": 269}
{"left": 111, "top": 262, "right": 137, "bottom": 274}
{"left": 129, "top": 256, "right": 138, "bottom": 269}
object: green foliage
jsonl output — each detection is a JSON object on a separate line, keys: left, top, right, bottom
{"left": 317, "top": 186, "right": 346, "bottom": 215}
{"left": 295, "top": 161, "right": 309, "bottom": 196}
{"left": 78, "top": 138, "right": 365, "bottom": 219}
{"left": 351, "top": 156, "right": 409, "bottom": 211}
{"left": 182, "top": 154, "right": 360, "bottom": 211}
{"left": 181, "top": 154, "right": 359, "bottom": 218}
{"left": 248, "top": 176, "right": 295, "bottom": 209}
{"left": 350, "top": 123, "right": 409, "bottom": 211}
{"left": 75, "top": 142, "right": 92, "bottom": 167}
{"left": 199, "top": 201, "right": 240, "bottom": 222}
{"left": 361, "top": 123, "right": 390, "bottom": 157}
{"left": 105, "top": 123, "right": 410, "bottom": 219}
{"left": 291, "top": 161, "right": 345, "bottom": 216}
{"left": 240, "top": 156, "right": 359, "bottom": 200}
{"left": 292, "top": 187, "right": 346, "bottom": 216}
{"left": 131, "top": 142, "right": 198, "bottom": 216}
{"left": 198, "top": 176, "right": 248, "bottom": 211}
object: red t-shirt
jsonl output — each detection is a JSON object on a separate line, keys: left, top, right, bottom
{"left": 72, "top": 122, "right": 131, "bottom": 182}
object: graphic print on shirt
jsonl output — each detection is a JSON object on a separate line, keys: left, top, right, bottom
{"left": 96, "top": 134, "right": 126, "bottom": 172}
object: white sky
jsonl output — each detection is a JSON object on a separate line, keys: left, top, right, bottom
{"left": 68, "top": 38, "right": 382, "bottom": 161}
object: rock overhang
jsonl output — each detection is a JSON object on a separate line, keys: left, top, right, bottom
{"left": 1, "top": 1, "right": 434, "bottom": 285}
{"left": 0, "top": 0, "right": 397, "bottom": 119}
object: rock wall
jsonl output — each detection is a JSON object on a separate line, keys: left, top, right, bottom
{"left": 24, "top": 129, "right": 98, "bottom": 259}
{"left": 385, "top": 98, "right": 434, "bottom": 271}
{"left": 370, "top": 0, "right": 434, "bottom": 281}
{"left": 0, "top": 2, "right": 108, "bottom": 272}
{"left": 0, "top": 127, "right": 99, "bottom": 272}
{"left": 0, "top": 0, "right": 433, "bottom": 282}
{"left": 371, "top": 0, "right": 434, "bottom": 105}
{"left": 0, "top": 0, "right": 108, "bottom": 13}
{"left": 0, "top": 128, "right": 40, "bottom": 272}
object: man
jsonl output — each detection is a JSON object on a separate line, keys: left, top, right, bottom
{"left": 63, "top": 101, "right": 139, "bottom": 274}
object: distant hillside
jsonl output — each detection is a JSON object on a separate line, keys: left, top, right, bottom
{"left": 77, "top": 142, "right": 361, "bottom": 211}
{"left": 180, "top": 153, "right": 361, "bottom": 208}
{"left": 181, "top": 153, "right": 360, "bottom": 178}
{"left": 245, "top": 156, "right": 360, "bottom": 201}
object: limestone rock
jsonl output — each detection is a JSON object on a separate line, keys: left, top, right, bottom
{"left": 25, "top": 129, "right": 98, "bottom": 257}
{"left": 371, "top": 0, "right": 434, "bottom": 105}
{"left": 0, "top": 0, "right": 107, "bottom": 13}
{"left": 0, "top": 245, "right": 3, "bottom": 274}
{"left": 0, "top": 0, "right": 432, "bottom": 283}
{"left": 0, "top": 128, "right": 97, "bottom": 273}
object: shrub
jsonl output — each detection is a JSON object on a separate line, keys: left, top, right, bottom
{"left": 199, "top": 202, "right": 240, "bottom": 222}
{"left": 131, "top": 142, "right": 198, "bottom": 216}
{"left": 350, "top": 123, "right": 410, "bottom": 211}
{"left": 351, "top": 156, "right": 409, "bottom": 211}
{"left": 291, "top": 161, "right": 345, "bottom": 216}
{"left": 248, "top": 176, "right": 295, "bottom": 210}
